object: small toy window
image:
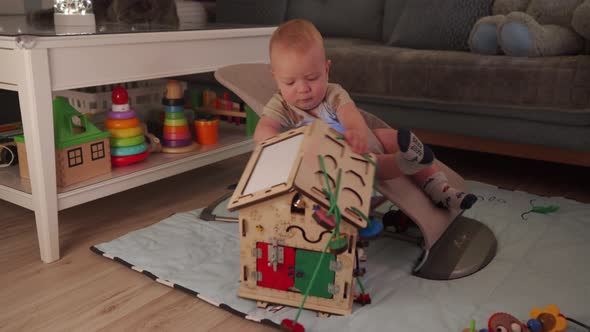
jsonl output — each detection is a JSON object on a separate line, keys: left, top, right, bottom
{"left": 91, "top": 142, "right": 105, "bottom": 161}
{"left": 67, "top": 147, "right": 83, "bottom": 168}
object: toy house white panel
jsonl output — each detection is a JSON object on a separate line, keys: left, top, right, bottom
{"left": 243, "top": 133, "right": 304, "bottom": 195}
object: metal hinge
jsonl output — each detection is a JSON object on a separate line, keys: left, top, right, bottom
{"left": 329, "top": 260, "right": 342, "bottom": 272}
{"left": 252, "top": 247, "right": 262, "bottom": 258}
{"left": 267, "top": 243, "right": 284, "bottom": 264}
{"left": 328, "top": 283, "right": 340, "bottom": 295}
{"left": 251, "top": 271, "right": 262, "bottom": 281}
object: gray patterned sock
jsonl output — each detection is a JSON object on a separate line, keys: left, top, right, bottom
{"left": 395, "top": 128, "right": 434, "bottom": 174}
{"left": 422, "top": 172, "right": 478, "bottom": 210}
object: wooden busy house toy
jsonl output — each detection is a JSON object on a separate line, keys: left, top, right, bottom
{"left": 17, "top": 97, "right": 111, "bottom": 187}
{"left": 228, "top": 120, "right": 376, "bottom": 316}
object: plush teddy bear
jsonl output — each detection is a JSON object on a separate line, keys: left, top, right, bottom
{"left": 468, "top": 0, "right": 590, "bottom": 56}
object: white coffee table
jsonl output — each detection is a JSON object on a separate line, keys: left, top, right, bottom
{"left": 0, "top": 16, "right": 274, "bottom": 263}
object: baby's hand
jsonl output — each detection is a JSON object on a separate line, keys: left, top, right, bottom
{"left": 344, "top": 128, "right": 368, "bottom": 154}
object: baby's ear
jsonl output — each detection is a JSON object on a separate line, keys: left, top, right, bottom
{"left": 326, "top": 59, "right": 331, "bottom": 76}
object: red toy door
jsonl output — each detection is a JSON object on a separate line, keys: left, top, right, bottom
{"left": 256, "top": 242, "right": 296, "bottom": 291}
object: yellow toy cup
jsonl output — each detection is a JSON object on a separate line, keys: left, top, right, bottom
{"left": 194, "top": 119, "right": 219, "bottom": 145}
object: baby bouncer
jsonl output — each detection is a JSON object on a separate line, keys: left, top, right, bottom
{"left": 210, "top": 63, "right": 496, "bottom": 281}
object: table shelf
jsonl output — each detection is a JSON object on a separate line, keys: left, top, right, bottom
{"left": 0, "top": 122, "right": 253, "bottom": 211}
{"left": 0, "top": 22, "right": 274, "bottom": 262}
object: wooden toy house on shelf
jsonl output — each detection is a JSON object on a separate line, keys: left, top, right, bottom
{"left": 228, "top": 121, "right": 376, "bottom": 316}
{"left": 17, "top": 97, "right": 111, "bottom": 187}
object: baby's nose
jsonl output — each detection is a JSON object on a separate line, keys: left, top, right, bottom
{"left": 297, "top": 82, "right": 311, "bottom": 93}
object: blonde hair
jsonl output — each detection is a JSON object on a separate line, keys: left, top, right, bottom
{"left": 269, "top": 19, "right": 324, "bottom": 57}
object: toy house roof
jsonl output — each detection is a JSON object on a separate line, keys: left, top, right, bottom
{"left": 228, "top": 120, "right": 376, "bottom": 229}
{"left": 53, "top": 96, "right": 109, "bottom": 150}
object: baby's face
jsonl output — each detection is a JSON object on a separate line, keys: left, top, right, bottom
{"left": 271, "top": 42, "right": 330, "bottom": 111}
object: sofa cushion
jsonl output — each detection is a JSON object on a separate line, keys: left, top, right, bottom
{"left": 389, "top": 0, "right": 492, "bottom": 51}
{"left": 216, "top": 0, "right": 287, "bottom": 25}
{"left": 286, "top": 0, "right": 385, "bottom": 41}
{"left": 382, "top": 0, "right": 409, "bottom": 42}
{"left": 325, "top": 42, "right": 590, "bottom": 125}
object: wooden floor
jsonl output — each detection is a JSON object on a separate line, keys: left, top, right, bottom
{"left": 1, "top": 148, "right": 589, "bottom": 332}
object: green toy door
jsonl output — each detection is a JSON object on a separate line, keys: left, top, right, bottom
{"left": 294, "top": 249, "right": 336, "bottom": 299}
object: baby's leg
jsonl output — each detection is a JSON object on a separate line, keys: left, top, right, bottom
{"left": 413, "top": 166, "right": 477, "bottom": 210}
{"left": 373, "top": 128, "right": 476, "bottom": 210}
{"left": 373, "top": 128, "right": 434, "bottom": 175}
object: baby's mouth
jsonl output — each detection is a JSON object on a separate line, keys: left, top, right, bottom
{"left": 298, "top": 97, "right": 314, "bottom": 106}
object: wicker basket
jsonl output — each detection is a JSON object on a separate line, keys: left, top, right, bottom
{"left": 53, "top": 79, "right": 187, "bottom": 115}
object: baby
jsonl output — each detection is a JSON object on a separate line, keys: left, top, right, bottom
{"left": 254, "top": 19, "right": 477, "bottom": 210}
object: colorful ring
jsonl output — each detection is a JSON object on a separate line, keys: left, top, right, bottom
{"left": 112, "top": 103, "right": 130, "bottom": 112}
{"left": 165, "top": 111, "right": 186, "bottom": 120}
{"left": 108, "top": 126, "right": 143, "bottom": 138}
{"left": 164, "top": 118, "right": 188, "bottom": 127}
{"left": 165, "top": 105, "right": 184, "bottom": 113}
{"left": 163, "top": 131, "right": 192, "bottom": 141}
{"left": 163, "top": 125, "right": 189, "bottom": 134}
{"left": 111, "top": 149, "right": 149, "bottom": 167}
{"left": 161, "top": 141, "right": 198, "bottom": 154}
{"left": 162, "top": 138, "right": 192, "bottom": 147}
{"left": 107, "top": 109, "right": 137, "bottom": 120}
{"left": 162, "top": 98, "right": 185, "bottom": 106}
{"left": 110, "top": 135, "right": 145, "bottom": 147}
{"left": 111, "top": 142, "right": 147, "bottom": 156}
{"left": 105, "top": 118, "right": 139, "bottom": 130}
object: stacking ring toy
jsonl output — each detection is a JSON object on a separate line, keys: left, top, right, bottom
{"left": 164, "top": 118, "right": 188, "bottom": 127}
{"left": 165, "top": 111, "right": 186, "bottom": 120}
{"left": 105, "top": 118, "right": 139, "bottom": 130}
{"left": 163, "top": 125, "right": 189, "bottom": 134}
{"left": 165, "top": 105, "right": 184, "bottom": 113}
{"left": 162, "top": 138, "right": 192, "bottom": 147}
{"left": 112, "top": 104, "right": 130, "bottom": 112}
{"left": 109, "top": 126, "right": 143, "bottom": 138}
{"left": 111, "top": 142, "right": 147, "bottom": 156}
{"left": 163, "top": 131, "right": 192, "bottom": 141}
{"left": 161, "top": 98, "right": 185, "bottom": 106}
{"left": 107, "top": 109, "right": 137, "bottom": 120}
{"left": 111, "top": 149, "right": 149, "bottom": 167}
{"left": 110, "top": 135, "right": 145, "bottom": 147}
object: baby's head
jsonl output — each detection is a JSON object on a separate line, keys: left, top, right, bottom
{"left": 269, "top": 19, "right": 330, "bottom": 111}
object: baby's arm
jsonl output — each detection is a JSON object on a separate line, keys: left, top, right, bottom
{"left": 336, "top": 102, "right": 370, "bottom": 153}
{"left": 253, "top": 116, "right": 282, "bottom": 144}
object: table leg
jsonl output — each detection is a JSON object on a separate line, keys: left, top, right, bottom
{"left": 18, "top": 48, "right": 60, "bottom": 263}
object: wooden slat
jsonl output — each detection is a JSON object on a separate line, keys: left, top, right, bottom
{"left": 413, "top": 129, "right": 590, "bottom": 168}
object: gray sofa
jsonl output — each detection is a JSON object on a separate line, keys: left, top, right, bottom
{"left": 216, "top": 0, "right": 590, "bottom": 167}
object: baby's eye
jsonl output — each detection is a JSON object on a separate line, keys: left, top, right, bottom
{"left": 284, "top": 81, "right": 294, "bottom": 86}
{"left": 307, "top": 76, "right": 318, "bottom": 81}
